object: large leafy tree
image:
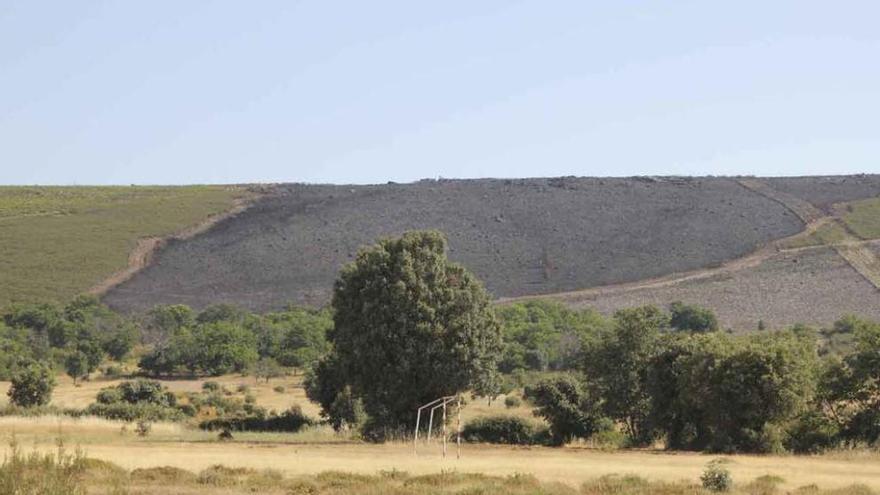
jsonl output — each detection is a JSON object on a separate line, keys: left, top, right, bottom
{"left": 582, "top": 305, "right": 668, "bottom": 443}
{"left": 314, "top": 230, "right": 502, "bottom": 438}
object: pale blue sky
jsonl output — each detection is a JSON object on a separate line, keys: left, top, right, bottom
{"left": 1, "top": 1, "right": 879, "bottom": 185}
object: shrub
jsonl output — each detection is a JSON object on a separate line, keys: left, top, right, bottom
{"left": 102, "top": 365, "right": 124, "bottom": 379}
{"left": 116, "top": 379, "right": 177, "bottom": 407}
{"left": 504, "top": 395, "right": 522, "bottom": 409}
{"left": 236, "top": 383, "right": 250, "bottom": 393}
{"left": 461, "top": 415, "right": 538, "bottom": 445}
{"left": 88, "top": 379, "right": 184, "bottom": 421}
{"left": 199, "top": 405, "right": 314, "bottom": 433}
{"left": 524, "top": 375, "right": 605, "bottom": 445}
{"left": 8, "top": 360, "right": 55, "bottom": 407}
{"left": 701, "top": 460, "right": 733, "bottom": 492}
{"left": 670, "top": 301, "right": 719, "bottom": 333}
{"left": 85, "top": 402, "right": 187, "bottom": 422}
{"left": 95, "top": 387, "right": 124, "bottom": 405}
{"left": 273, "top": 385, "right": 285, "bottom": 393}
{"left": 785, "top": 410, "right": 840, "bottom": 454}
{"left": 202, "top": 381, "right": 222, "bottom": 392}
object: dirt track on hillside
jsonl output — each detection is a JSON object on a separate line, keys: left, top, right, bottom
{"left": 500, "top": 178, "right": 880, "bottom": 329}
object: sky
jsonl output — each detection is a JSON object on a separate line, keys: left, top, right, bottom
{"left": 1, "top": 1, "right": 879, "bottom": 185}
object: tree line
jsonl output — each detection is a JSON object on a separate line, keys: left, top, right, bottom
{"left": 0, "top": 295, "right": 332, "bottom": 390}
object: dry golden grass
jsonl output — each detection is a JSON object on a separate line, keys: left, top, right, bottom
{"left": 1, "top": 374, "right": 879, "bottom": 492}
{"left": 0, "top": 413, "right": 878, "bottom": 491}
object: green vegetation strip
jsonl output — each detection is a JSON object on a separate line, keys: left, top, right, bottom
{"left": 841, "top": 197, "right": 880, "bottom": 240}
{"left": 0, "top": 186, "right": 247, "bottom": 307}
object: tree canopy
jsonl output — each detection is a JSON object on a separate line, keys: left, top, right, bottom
{"left": 311, "top": 230, "right": 502, "bottom": 438}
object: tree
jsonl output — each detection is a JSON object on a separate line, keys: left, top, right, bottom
{"left": 102, "top": 322, "right": 139, "bottom": 361}
{"left": 317, "top": 230, "right": 502, "bottom": 438}
{"left": 8, "top": 360, "right": 55, "bottom": 407}
{"left": 142, "top": 304, "right": 194, "bottom": 344}
{"left": 646, "top": 330, "right": 820, "bottom": 453}
{"left": 582, "top": 305, "right": 667, "bottom": 444}
{"left": 669, "top": 302, "right": 719, "bottom": 333}
{"left": 192, "top": 321, "right": 258, "bottom": 376}
{"left": 524, "top": 375, "right": 606, "bottom": 445}
{"left": 819, "top": 317, "right": 880, "bottom": 445}
{"left": 251, "top": 357, "right": 284, "bottom": 383}
{"left": 64, "top": 351, "right": 90, "bottom": 385}
{"left": 196, "top": 303, "right": 249, "bottom": 325}
{"left": 72, "top": 326, "right": 104, "bottom": 371}
{"left": 495, "top": 301, "right": 608, "bottom": 371}
{"left": 701, "top": 331, "right": 818, "bottom": 453}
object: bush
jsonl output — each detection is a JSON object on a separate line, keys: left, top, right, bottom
{"left": 88, "top": 379, "right": 185, "bottom": 421}
{"left": 461, "top": 415, "right": 539, "bottom": 445}
{"left": 504, "top": 395, "right": 522, "bottom": 409}
{"left": 202, "top": 381, "right": 222, "bottom": 392}
{"left": 701, "top": 460, "right": 733, "bottom": 492}
{"left": 116, "top": 379, "right": 177, "bottom": 407}
{"left": 199, "top": 405, "right": 314, "bottom": 433}
{"left": 785, "top": 410, "right": 840, "bottom": 454}
{"left": 7, "top": 360, "right": 55, "bottom": 407}
{"left": 524, "top": 375, "right": 605, "bottom": 445}
{"left": 85, "top": 402, "right": 186, "bottom": 422}
{"left": 273, "top": 385, "right": 285, "bottom": 393}
{"left": 102, "top": 365, "right": 124, "bottom": 378}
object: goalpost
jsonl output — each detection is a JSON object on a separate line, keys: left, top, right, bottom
{"left": 413, "top": 395, "right": 462, "bottom": 458}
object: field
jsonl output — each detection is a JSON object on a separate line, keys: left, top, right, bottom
{"left": 3, "top": 414, "right": 880, "bottom": 494}
{"left": 0, "top": 186, "right": 252, "bottom": 308}
{"left": 1, "top": 374, "right": 880, "bottom": 494}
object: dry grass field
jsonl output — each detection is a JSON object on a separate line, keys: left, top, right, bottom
{"left": 1, "top": 375, "right": 879, "bottom": 493}
{"left": 2, "top": 415, "right": 880, "bottom": 493}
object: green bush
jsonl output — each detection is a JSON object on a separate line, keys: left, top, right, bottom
{"left": 85, "top": 402, "right": 186, "bottom": 422}
{"left": 504, "top": 395, "right": 522, "bottom": 409}
{"left": 785, "top": 411, "right": 840, "bottom": 454}
{"left": 7, "top": 360, "right": 55, "bottom": 407}
{"left": 199, "top": 405, "right": 314, "bottom": 433}
{"left": 273, "top": 385, "right": 285, "bottom": 393}
{"left": 88, "top": 379, "right": 186, "bottom": 421}
{"left": 461, "top": 415, "right": 539, "bottom": 445}
{"left": 524, "top": 375, "right": 605, "bottom": 445}
{"left": 701, "top": 460, "right": 733, "bottom": 492}
{"left": 202, "top": 381, "right": 222, "bottom": 392}
{"left": 102, "top": 365, "right": 124, "bottom": 378}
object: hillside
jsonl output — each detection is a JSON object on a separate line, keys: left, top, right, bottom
{"left": 104, "top": 175, "right": 880, "bottom": 323}
{"left": 0, "top": 186, "right": 252, "bottom": 307}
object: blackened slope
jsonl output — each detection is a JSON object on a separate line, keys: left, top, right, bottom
{"left": 764, "top": 175, "right": 880, "bottom": 212}
{"left": 104, "top": 177, "right": 803, "bottom": 312}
